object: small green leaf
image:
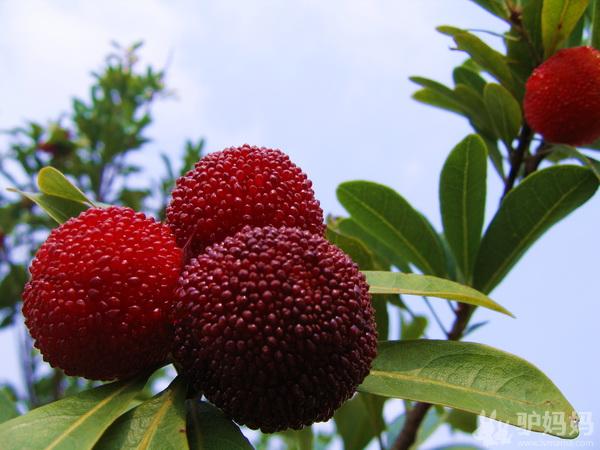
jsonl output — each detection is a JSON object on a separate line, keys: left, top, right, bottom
{"left": 334, "top": 393, "right": 386, "bottom": 450}
{"left": 37, "top": 167, "right": 94, "bottom": 206}
{"left": 95, "top": 377, "right": 188, "bottom": 450}
{"left": 187, "top": 401, "right": 253, "bottom": 450}
{"left": 7, "top": 188, "right": 88, "bottom": 224}
{"left": 551, "top": 146, "right": 600, "bottom": 182}
{"left": 363, "top": 271, "right": 513, "bottom": 317}
{"left": 337, "top": 181, "right": 447, "bottom": 276}
{"left": 0, "top": 388, "right": 19, "bottom": 424}
{"left": 474, "top": 165, "right": 598, "bottom": 293}
{"left": 452, "top": 67, "right": 486, "bottom": 94}
{"left": 401, "top": 314, "right": 428, "bottom": 340}
{"left": 280, "top": 427, "right": 313, "bottom": 450}
{"left": 412, "top": 89, "right": 464, "bottom": 116}
{"left": 542, "top": 0, "right": 590, "bottom": 58}
{"left": 453, "top": 85, "right": 495, "bottom": 136}
{"left": 453, "top": 32, "right": 515, "bottom": 95}
{"left": 439, "top": 135, "right": 488, "bottom": 280}
{"left": 360, "top": 340, "right": 579, "bottom": 439}
{"left": 325, "top": 226, "right": 377, "bottom": 270}
{"left": 446, "top": 409, "right": 479, "bottom": 433}
{"left": 0, "top": 375, "right": 149, "bottom": 450}
{"left": 483, "top": 84, "right": 522, "bottom": 148}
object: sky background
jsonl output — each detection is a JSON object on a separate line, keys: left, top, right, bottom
{"left": 0, "top": 0, "right": 598, "bottom": 448}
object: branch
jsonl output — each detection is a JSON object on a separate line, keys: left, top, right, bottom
{"left": 503, "top": 124, "right": 533, "bottom": 197}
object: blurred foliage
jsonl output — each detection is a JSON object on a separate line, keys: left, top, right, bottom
{"left": 0, "top": 42, "right": 203, "bottom": 410}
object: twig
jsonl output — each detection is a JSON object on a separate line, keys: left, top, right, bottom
{"left": 503, "top": 124, "right": 533, "bottom": 198}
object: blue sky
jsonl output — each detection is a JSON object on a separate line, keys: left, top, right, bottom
{"left": 1, "top": 1, "right": 598, "bottom": 447}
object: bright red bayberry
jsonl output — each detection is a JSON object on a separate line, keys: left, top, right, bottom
{"left": 23, "top": 207, "right": 182, "bottom": 380}
{"left": 166, "top": 145, "right": 325, "bottom": 257}
{"left": 172, "top": 225, "right": 377, "bottom": 432}
{"left": 524, "top": 46, "right": 600, "bottom": 146}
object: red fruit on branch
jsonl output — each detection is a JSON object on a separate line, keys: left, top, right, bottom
{"left": 166, "top": 145, "right": 324, "bottom": 258}
{"left": 172, "top": 225, "right": 377, "bottom": 432}
{"left": 524, "top": 46, "right": 600, "bottom": 146}
{"left": 23, "top": 207, "right": 182, "bottom": 380}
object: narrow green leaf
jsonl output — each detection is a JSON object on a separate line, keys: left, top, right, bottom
{"left": 453, "top": 32, "right": 515, "bottom": 95}
{"left": 187, "top": 401, "right": 253, "bottom": 450}
{"left": 550, "top": 145, "right": 600, "bottom": 181}
{"left": 439, "top": 135, "right": 488, "bottom": 280}
{"left": 7, "top": 188, "right": 88, "bottom": 224}
{"left": 37, "top": 167, "right": 94, "bottom": 206}
{"left": 474, "top": 165, "right": 598, "bottom": 293}
{"left": 334, "top": 393, "right": 385, "bottom": 450}
{"left": 363, "top": 271, "right": 513, "bottom": 317}
{"left": 542, "top": 0, "right": 590, "bottom": 57}
{"left": 0, "top": 389, "right": 19, "bottom": 424}
{"left": 453, "top": 85, "right": 495, "bottom": 136}
{"left": 452, "top": 67, "right": 486, "bottom": 93}
{"left": 481, "top": 134, "right": 505, "bottom": 180}
{"left": 95, "top": 377, "right": 188, "bottom": 450}
{"left": 280, "top": 427, "right": 313, "bottom": 450}
{"left": 412, "top": 89, "right": 464, "bottom": 116}
{"left": 521, "top": 0, "right": 544, "bottom": 59}
{"left": 360, "top": 340, "right": 579, "bottom": 439}
{"left": 0, "top": 375, "right": 149, "bottom": 450}
{"left": 337, "top": 181, "right": 447, "bottom": 276}
{"left": 483, "top": 84, "right": 522, "bottom": 148}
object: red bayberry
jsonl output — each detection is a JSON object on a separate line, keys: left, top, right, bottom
{"left": 524, "top": 46, "right": 600, "bottom": 146}
{"left": 23, "top": 206, "right": 182, "bottom": 380}
{"left": 172, "top": 225, "right": 377, "bottom": 432}
{"left": 166, "top": 145, "right": 325, "bottom": 257}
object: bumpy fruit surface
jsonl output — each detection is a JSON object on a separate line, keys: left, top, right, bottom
{"left": 166, "top": 145, "right": 324, "bottom": 257}
{"left": 23, "top": 207, "right": 182, "bottom": 380}
{"left": 524, "top": 46, "right": 600, "bottom": 146}
{"left": 172, "top": 225, "right": 377, "bottom": 432}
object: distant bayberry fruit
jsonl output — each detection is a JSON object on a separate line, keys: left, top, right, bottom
{"left": 166, "top": 145, "right": 324, "bottom": 257}
{"left": 172, "top": 225, "right": 377, "bottom": 432}
{"left": 23, "top": 207, "right": 182, "bottom": 380}
{"left": 524, "top": 46, "right": 600, "bottom": 146}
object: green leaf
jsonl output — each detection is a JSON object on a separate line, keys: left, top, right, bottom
{"left": 0, "top": 264, "right": 27, "bottom": 309}
{"left": 363, "top": 271, "right": 513, "bottom": 317}
{"left": 452, "top": 67, "right": 486, "bottom": 94}
{"left": 7, "top": 188, "right": 88, "bottom": 224}
{"left": 439, "top": 135, "right": 488, "bottom": 280}
{"left": 0, "top": 375, "right": 149, "bottom": 450}
{"left": 334, "top": 393, "right": 386, "bottom": 450}
{"left": 483, "top": 84, "right": 522, "bottom": 148}
{"left": 360, "top": 340, "right": 579, "bottom": 439}
{"left": 453, "top": 85, "right": 495, "bottom": 136}
{"left": 187, "top": 401, "right": 253, "bottom": 450}
{"left": 280, "top": 427, "right": 313, "bottom": 450}
{"left": 400, "top": 315, "right": 428, "bottom": 340}
{"left": 542, "top": 0, "right": 590, "bottom": 58}
{"left": 446, "top": 409, "right": 478, "bottom": 433}
{"left": 337, "top": 181, "right": 446, "bottom": 276}
{"left": 325, "top": 226, "right": 377, "bottom": 270}
{"left": 453, "top": 32, "right": 515, "bottom": 95}
{"left": 0, "top": 388, "right": 19, "bottom": 424}
{"left": 474, "top": 165, "right": 598, "bottom": 293}
{"left": 386, "top": 407, "right": 447, "bottom": 450}
{"left": 95, "top": 377, "right": 188, "bottom": 450}
{"left": 412, "top": 89, "right": 464, "bottom": 116}
{"left": 521, "top": 0, "right": 544, "bottom": 60}
{"left": 37, "top": 167, "right": 94, "bottom": 205}
{"left": 336, "top": 218, "right": 410, "bottom": 271}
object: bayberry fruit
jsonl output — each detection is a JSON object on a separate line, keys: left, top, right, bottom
{"left": 23, "top": 207, "right": 182, "bottom": 380}
{"left": 524, "top": 46, "right": 600, "bottom": 146}
{"left": 172, "top": 225, "right": 377, "bottom": 432}
{"left": 166, "top": 145, "right": 325, "bottom": 257}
